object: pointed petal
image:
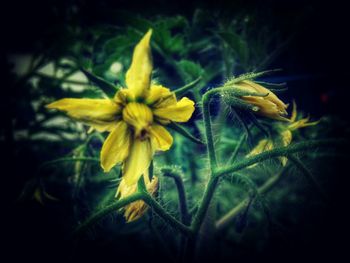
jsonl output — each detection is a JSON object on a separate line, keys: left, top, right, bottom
{"left": 243, "top": 80, "right": 288, "bottom": 113}
{"left": 116, "top": 177, "right": 137, "bottom": 198}
{"left": 46, "top": 98, "right": 121, "bottom": 132}
{"left": 153, "top": 97, "right": 195, "bottom": 123}
{"left": 145, "top": 85, "right": 176, "bottom": 107}
{"left": 100, "top": 121, "right": 131, "bottom": 172}
{"left": 123, "top": 175, "right": 158, "bottom": 222}
{"left": 291, "top": 100, "right": 297, "bottom": 122}
{"left": 281, "top": 130, "right": 292, "bottom": 146}
{"left": 279, "top": 130, "right": 292, "bottom": 166}
{"left": 242, "top": 96, "right": 290, "bottom": 121}
{"left": 125, "top": 29, "right": 153, "bottom": 99}
{"left": 149, "top": 124, "right": 173, "bottom": 151}
{"left": 247, "top": 139, "right": 273, "bottom": 157}
{"left": 123, "top": 139, "right": 153, "bottom": 186}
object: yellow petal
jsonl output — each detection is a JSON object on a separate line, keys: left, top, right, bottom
{"left": 145, "top": 85, "right": 176, "bottom": 107}
{"left": 242, "top": 96, "right": 289, "bottom": 121}
{"left": 153, "top": 97, "right": 195, "bottom": 122}
{"left": 288, "top": 117, "right": 320, "bottom": 131}
{"left": 246, "top": 139, "right": 274, "bottom": 168}
{"left": 123, "top": 139, "right": 153, "bottom": 186}
{"left": 247, "top": 139, "right": 273, "bottom": 157}
{"left": 122, "top": 175, "right": 159, "bottom": 222}
{"left": 242, "top": 80, "right": 288, "bottom": 113}
{"left": 280, "top": 130, "right": 292, "bottom": 166}
{"left": 149, "top": 124, "right": 173, "bottom": 151}
{"left": 46, "top": 98, "right": 121, "bottom": 132}
{"left": 290, "top": 100, "right": 297, "bottom": 122}
{"left": 281, "top": 130, "right": 292, "bottom": 147}
{"left": 114, "top": 88, "right": 132, "bottom": 106}
{"left": 125, "top": 29, "right": 153, "bottom": 99}
{"left": 116, "top": 177, "right": 137, "bottom": 198}
{"left": 122, "top": 102, "right": 153, "bottom": 137}
{"left": 100, "top": 121, "right": 131, "bottom": 172}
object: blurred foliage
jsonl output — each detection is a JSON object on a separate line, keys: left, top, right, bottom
{"left": 2, "top": 3, "right": 349, "bottom": 262}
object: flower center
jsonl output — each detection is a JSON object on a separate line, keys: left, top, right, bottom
{"left": 122, "top": 102, "right": 153, "bottom": 140}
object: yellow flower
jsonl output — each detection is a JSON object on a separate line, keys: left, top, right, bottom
{"left": 116, "top": 174, "right": 158, "bottom": 222}
{"left": 247, "top": 102, "right": 319, "bottom": 167}
{"left": 46, "top": 29, "right": 195, "bottom": 188}
{"left": 287, "top": 101, "right": 320, "bottom": 131}
{"left": 235, "top": 80, "right": 289, "bottom": 121}
{"left": 246, "top": 133, "right": 290, "bottom": 167}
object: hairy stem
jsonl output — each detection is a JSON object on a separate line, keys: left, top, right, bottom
{"left": 226, "top": 133, "right": 246, "bottom": 165}
{"left": 168, "top": 122, "right": 205, "bottom": 145}
{"left": 143, "top": 194, "right": 193, "bottom": 236}
{"left": 287, "top": 154, "right": 327, "bottom": 201}
{"left": 73, "top": 192, "right": 144, "bottom": 237}
{"left": 215, "top": 139, "right": 347, "bottom": 178}
{"left": 191, "top": 176, "right": 219, "bottom": 233}
{"left": 163, "top": 170, "right": 191, "bottom": 225}
{"left": 216, "top": 166, "right": 288, "bottom": 231}
{"left": 203, "top": 89, "right": 220, "bottom": 170}
{"left": 174, "top": 77, "right": 202, "bottom": 97}
{"left": 189, "top": 89, "right": 223, "bottom": 234}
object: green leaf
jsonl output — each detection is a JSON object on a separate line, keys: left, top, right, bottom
{"left": 218, "top": 32, "right": 249, "bottom": 66}
{"left": 176, "top": 59, "right": 204, "bottom": 83}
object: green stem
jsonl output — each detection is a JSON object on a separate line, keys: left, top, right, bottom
{"left": 163, "top": 170, "right": 191, "bottom": 225}
{"left": 188, "top": 88, "right": 224, "bottom": 234}
{"left": 215, "top": 139, "right": 347, "bottom": 178}
{"left": 216, "top": 167, "right": 288, "bottom": 231}
{"left": 226, "top": 133, "right": 246, "bottom": 165}
{"left": 73, "top": 192, "right": 144, "bottom": 237}
{"left": 167, "top": 122, "right": 205, "bottom": 145}
{"left": 143, "top": 194, "right": 193, "bottom": 236}
{"left": 287, "top": 155, "right": 327, "bottom": 202}
{"left": 174, "top": 77, "right": 202, "bottom": 97}
{"left": 203, "top": 89, "right": 220, "bottom": 170}
{"left": 191, "top": 176, "right": 219, "bottom": 233}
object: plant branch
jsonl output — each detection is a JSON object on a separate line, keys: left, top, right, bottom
{"left": 216, "top": 166, "right": 289, "bottom": 231}
{"left": 162, "top": 169, "right": 191, "bottom": 225}
{"left": 191, "top": 176, "right": 219, "bottom": 233}
{"left": 73, "top": 192, "right": 144, "bottom": 237}
{"left": 167, "top": 122, "right": 205, "bottom": 145}
{"left": 203, "top": 89, "right": 221, "bottom": 170}
{"left": 174, "top": 77, "right": 202, "bottom": 97}
{"left": 215, "top": 139, "right": 348, "bottom": 178}
{"left": 226, "top": 133, "right": 246, "bottom": 165}
{"left": 143, "top": 193, "right": 193, "bottom": 236}
{"left": 287, "top": 154, "right": 327, "bottom": 202}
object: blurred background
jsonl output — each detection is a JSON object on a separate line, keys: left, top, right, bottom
{"left": 1, "top": 0, "right": 349, "bottom": 262}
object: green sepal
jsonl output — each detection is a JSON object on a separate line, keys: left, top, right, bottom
{"left": 137, "top": 174, "right": 147, "bottom": 193}
{"left": 174, "top": 76, "right": 202, "bottom": 96}
{"left": 80, "top": 68, "right": 119, "bottom": 98}
{"left": 167, "top": 122, "right": 205, "bottom": 145}
{"left": 225, "top": 69, "right": 282, "bottom": 86}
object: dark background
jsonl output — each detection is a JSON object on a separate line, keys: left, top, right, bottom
{"left": 1, "top": 0, "right": 349, "bottom": 262}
